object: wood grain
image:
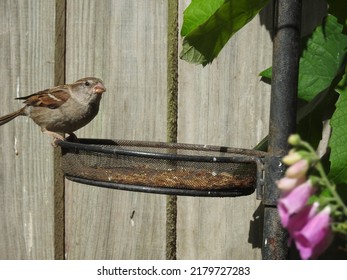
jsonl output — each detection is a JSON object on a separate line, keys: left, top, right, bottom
{"left": 0, "top": 0, "right": 56, "bottom": 259}
{"left": 53, "top": 0, "right": 66, "bottom": 260}
{"left": 176, "top": 0, "right": 272, "bottom": 259}
{"left": 64, "top": 0, "right": 168, "bottom": 259}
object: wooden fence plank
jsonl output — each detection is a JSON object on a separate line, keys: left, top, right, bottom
{"left": 176, "top": 0, "right": 327, "bottom": 260}
{"left": 0, "top": 0, "right": 56, "bottom": 259}
{"left": 176, "top": 0, "right": 273, "bottom": 260}
{"left": 53, "top": 0, "right": 66, "bottom": 260}
{"left": 64, "top": 0, "right": 168, "bottom": 259}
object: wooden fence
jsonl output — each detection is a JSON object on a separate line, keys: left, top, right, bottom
{"left": 0, "top": 0, "right": 326, "bottom": 259}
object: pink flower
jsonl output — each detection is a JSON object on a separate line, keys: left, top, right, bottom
{"left": 285, "top": 159, "right": 309, "bottom": 178}
{"left": 294, "top": 207, "right": 333, "bottom": 260}
{"left": 286, "top": 202, "right": 319, "bottom": 236}
{"left": 278, "top": 180, "right": 314, "bottom": 227}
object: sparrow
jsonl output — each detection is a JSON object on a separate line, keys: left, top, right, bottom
{"left": 0, "top": 77, "right": 106, "bottom": 142}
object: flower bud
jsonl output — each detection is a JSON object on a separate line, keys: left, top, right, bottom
{"left": 277, "top": 176, "right": 305, "bottom": 192}
{"left": 285, "top": 159, "right": 309, "bottom": 178}
{"left": 282, "top": 152, "right": 302, "bottom": 166}
{"left": 288, "top": 134, "right": 301, "bottom": 146}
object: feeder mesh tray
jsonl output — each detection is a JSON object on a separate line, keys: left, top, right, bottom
{"left": 59, "top": 139, "right": 265, "bottom": 192}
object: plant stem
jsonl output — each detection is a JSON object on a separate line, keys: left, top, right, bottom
{"left": 300, "top": 139, "right": 347, "bottom": 216}
{"left": 317, "top": 164, "right": 347, "bottom": 216}
{"left": 313, "top": 161, "right": 347, "bottom": 218}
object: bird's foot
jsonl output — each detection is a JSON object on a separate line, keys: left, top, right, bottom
{"left": 42, "top": 130, "right": 65, "bottom": 147}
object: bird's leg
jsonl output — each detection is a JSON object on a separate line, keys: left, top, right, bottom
{"left": 43, "top": 129, "right": 65, "bottom": 140}
{"left": 42, "top": 129, "right": 65, "bottom": 147}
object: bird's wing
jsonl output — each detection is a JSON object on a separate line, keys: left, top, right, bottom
{"left": 16, "top": 86, "right": 71, "bottom": 109}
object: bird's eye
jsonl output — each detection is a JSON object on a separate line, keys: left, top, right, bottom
{"left": 84, "top": 81, "right": 90, "bottom": 86}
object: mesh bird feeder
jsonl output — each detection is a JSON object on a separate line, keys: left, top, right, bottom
{"left": 58, "top": 138, "right": 266, "bottom": 197}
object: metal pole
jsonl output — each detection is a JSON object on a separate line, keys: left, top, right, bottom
{"left": 262, "top": 0, "right": 302, "bottom": 259}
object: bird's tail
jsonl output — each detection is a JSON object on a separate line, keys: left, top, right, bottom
{"left": 0, "top": 107, "right": 26, "bottom": 126}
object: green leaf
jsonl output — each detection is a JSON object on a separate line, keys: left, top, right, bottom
{"left": 259, "top": 67, "right": 272, "bottom": 79}
{"left": 181, "top": 0, "right": 224, "bottom": 36}
{"left": 329, "top": 70, "right": 347, "bottom": 185}
{"left": 298, "top": 15, "right": 347, "bottom": 101}
{"left": 180, "top": 38, "right": 209, "bottom": 65}
{"left": 259, "top": 15, "right": 347, "bottom": 102}
{"left": 180, "top": 0, "right": 270, "bottom": 66}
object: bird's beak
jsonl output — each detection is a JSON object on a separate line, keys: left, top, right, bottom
{"left": 94, "top": 82, "right": 106, "bottom": 94}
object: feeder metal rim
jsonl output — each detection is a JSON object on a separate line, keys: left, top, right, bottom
{"left": 57, "top": 138, "right": 267, "bottom": 164}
